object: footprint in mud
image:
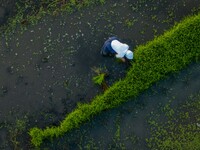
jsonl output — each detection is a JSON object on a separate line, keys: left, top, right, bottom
{"left": 16, "top": 75, "right": 24, "bottom": 85}
{"left": 0, "top": 86, "right": 8, "bottom": 97}
{"left": 6, "top": 66, "right": 14, "bottom": 75}
{"left": 61, "top": 98, "right": 77, "bottom": 114}
{"left": 41, "top": 57, "right": 49, "bottom": 63}
{"left": 76, "top": 93, "right": 86, "bottom": 101}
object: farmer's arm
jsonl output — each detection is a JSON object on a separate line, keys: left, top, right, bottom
{"left": 115, "top": 54, "right": 126, "bottom": 62}
{"left": 120, "top": 57, "right": 126, "bottom": 62}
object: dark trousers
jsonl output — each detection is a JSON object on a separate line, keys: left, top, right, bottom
{"left": 101, "top": 36, "right": 119, "bottom": 56}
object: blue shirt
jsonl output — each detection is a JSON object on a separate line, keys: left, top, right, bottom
{"left": 102, "top": 36, "right": 119, "bottom": 54}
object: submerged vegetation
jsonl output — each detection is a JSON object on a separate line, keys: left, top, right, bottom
{"left": 93, "top": 73, "right": 106, "bottom": 86}
{"left": 92, "top": 66, "right": 109, "bottom": 91}
{"left": 147, "top": 93, "right": 200, "bottom": 150}
{"left": 29, "top": 12, "right": 200, "bottom": 147}
{"left": 0, "top": 0, "right": 107, "bottom": 35}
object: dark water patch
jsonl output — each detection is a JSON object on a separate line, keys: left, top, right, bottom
{"left": 6, "top": 66, "right": 15, "bottom": 75}
{"left": 0, "top": 6, "right": 6, "bottom": 25}
{"left": 0, "top": 127, "right": 10, "bottom": 149}
{"left": 15, "top": 75, "right": 24, "bottom": 85}
{"left": 0, "top": 0, "right": 17, "bottom": 25}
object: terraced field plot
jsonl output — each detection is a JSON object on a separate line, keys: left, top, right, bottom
{"left": 0, "top": 0, "right": 199, "bottom": 149}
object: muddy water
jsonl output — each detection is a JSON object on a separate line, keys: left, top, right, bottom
{"left": 0, "top": 0, "right": 17, "bottom": 25}
{"left": 0, "top": 0, "right": 200, "bottom": 149}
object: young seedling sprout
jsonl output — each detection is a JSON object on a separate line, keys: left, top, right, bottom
{"left": 91, "top": 66, "right": 109, "bottom": 91}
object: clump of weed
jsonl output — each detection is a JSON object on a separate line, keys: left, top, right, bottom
{"left": 92, "top": 66, "right": 109, "bottom": 91}
{"left": 125, "top": 19, "right": 138, "bottom": 28}
{"left": 92, "top": 73, "right": 106, "bottom": 85}
{"left": 8, "top": 118, "right": 28, "bottom": 149}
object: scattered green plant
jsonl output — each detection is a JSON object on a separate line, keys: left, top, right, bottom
{"left": 9, "top": 118, "right": 28, "bottom": 149}
{"left": 92, "top": 73, "right": 106, "bottom": 86}
{"left": 91, "top": 66, "right": 109, "bottom": 91}
{"left": 146, "top": 92, "right": 200, "bottom": 149}
{"left": 99, "top": 0, "right": 106, "bottom": 5}
{"left": 125, "top": 19, "right": 138, "bottom": 28}
{"left": 0, "top": 0, "right": 108, "bottom": 36}
{"left": 85, "top": 138, "right": 99, "bottom": 150}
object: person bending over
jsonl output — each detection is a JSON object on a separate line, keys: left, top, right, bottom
{"left": 101, "top": 36, "right": 133, "bottom": 62}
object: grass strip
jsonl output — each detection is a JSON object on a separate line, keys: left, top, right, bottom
{"left": 29, "top": 13, "right": 200, "bottom": 147}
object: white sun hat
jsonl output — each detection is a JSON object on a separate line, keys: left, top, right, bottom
{"left": 125, "top": 50, "right": 133, "bottom": 59}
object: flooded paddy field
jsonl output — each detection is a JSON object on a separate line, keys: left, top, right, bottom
{"left": 0, "top": 0, "right": 200, "bottom": 149}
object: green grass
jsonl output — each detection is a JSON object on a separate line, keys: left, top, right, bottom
{"left": 29, "top": 12, "right": 200, "bottom": 147}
